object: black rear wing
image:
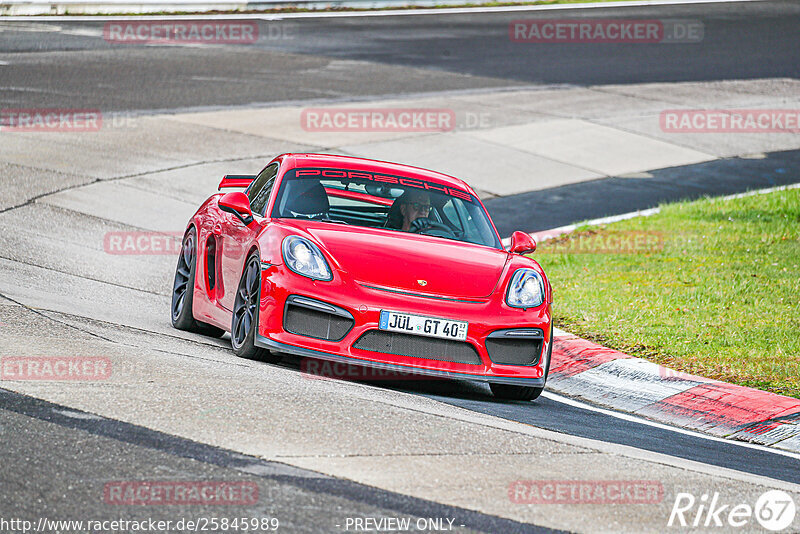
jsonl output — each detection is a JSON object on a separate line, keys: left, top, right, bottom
{"left": 218, "top": 175, "right": 256, "bottom": 191}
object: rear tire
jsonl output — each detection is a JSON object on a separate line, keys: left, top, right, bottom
{"left": 490, "top": 324, "right": 553, "bottom": 401}
{"left": 231, "top": 253, "right": 280, "bottom": 363}
{"left": 171, "top": 227, "right": 225, "bottom": 338}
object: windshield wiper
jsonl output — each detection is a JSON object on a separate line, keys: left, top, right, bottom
{"left": 314, "top": 217, "right": 349, "bottom": 225}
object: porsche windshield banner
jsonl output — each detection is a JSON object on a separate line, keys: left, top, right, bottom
{"left": 292, "top": 167, "right": 474, "bottom": 202}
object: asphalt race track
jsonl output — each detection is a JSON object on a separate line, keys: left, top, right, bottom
{"left": 1, "top": 1, "right": 799, "bottom": 532}
{"left": 1, "top": 2, "right": 798, "bottom": 111}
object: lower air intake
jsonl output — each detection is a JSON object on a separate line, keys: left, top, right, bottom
{"left": 353, "top": 330, "right": 481, "bottom": 365}
{"left": 284, "top": 305, "right": 353, "bottom": 342}
{"left": 486, "top": 338, "right": 543, "bottom": 366}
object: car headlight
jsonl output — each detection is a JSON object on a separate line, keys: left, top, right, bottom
{"left": 282, "top": 236, "right": 333, "bottom": 281}
{"left": 506, "top": 269, "right": 545, "bottom": 309}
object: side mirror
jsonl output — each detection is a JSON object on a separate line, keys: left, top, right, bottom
{"left": 219, "top": 192, "right": 254, "bottom": 225}
{"left": 509, "top": 231, "right": 536, "bottom": 254}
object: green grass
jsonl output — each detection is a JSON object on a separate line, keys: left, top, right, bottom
{"left": 534, "top": 187, "right": 800, "bottom": 398}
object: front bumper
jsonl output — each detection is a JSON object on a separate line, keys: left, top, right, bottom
{"left": 255, "top": 335, "right": 546, "bottom": 386}
{"left": 256, "top": 263, "right": 551, "bottom": 386}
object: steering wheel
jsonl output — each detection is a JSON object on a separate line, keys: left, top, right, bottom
{"left": 410, "top": 217, "right": 456, "bottom": 238}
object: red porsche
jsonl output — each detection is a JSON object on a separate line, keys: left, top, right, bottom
{"left": 171, "top": 154, "right": 553, "bottom": 400}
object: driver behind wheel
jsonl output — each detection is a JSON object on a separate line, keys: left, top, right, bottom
{"left": 397, "top": 190, "right": 432, "bottom": 232}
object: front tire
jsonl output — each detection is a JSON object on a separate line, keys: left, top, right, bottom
{"left": 231, "top": 253, "right": 279, "bottom": 362}
{"left": 490, "top": 324, "right": 553, "bottom": 401}
{"left": 171, "top": 227, "right": 225, "bottom": 338}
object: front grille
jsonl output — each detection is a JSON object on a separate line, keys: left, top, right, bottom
{"left": 353, "top": 330, "right": 481, "bottom": 365}
{"left": 486, "top": 338, "right": 543, "bottom": 366}
{"left": 284, "top": 304, "right": 353, "bottom": 341}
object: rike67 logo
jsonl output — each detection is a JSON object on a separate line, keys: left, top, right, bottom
{"left": 669, "top": 490, "right": 796, "bottom": 531}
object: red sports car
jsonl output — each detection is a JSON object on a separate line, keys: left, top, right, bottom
{"left": 171, "top": 154, "right": 553, "bottom": 400}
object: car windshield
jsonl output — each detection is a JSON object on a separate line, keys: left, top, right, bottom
{"left": 270, "top": 167, "right": 502, "bottom": 249}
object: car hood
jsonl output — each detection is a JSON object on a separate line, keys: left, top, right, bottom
{"left": 304, "top": 224, "right": 509, "bottom": 299}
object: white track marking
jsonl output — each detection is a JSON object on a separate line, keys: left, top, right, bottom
{"left": 716, "top": 181, "right": 800, "bottom": 201}
{"left": 0, "top": 0, "right": 762, "bottom": 22}
{"left": 543, "top": 390, "right": 800, "bottom": 461}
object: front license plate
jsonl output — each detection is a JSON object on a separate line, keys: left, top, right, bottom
{"left": 379, "top": 310, "right": 468, "bottom": 341}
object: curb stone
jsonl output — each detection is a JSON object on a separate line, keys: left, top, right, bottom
{"left": 548, "top": 331, "right": 800, "bottom": 454}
